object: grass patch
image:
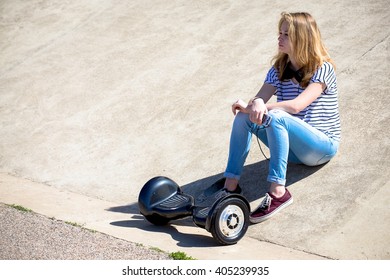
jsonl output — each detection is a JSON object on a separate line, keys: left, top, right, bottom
{"left": 64, "top": 221, "right": 97, "bottom": 233}
{"left": 65, "top": 221, "right": 83, "bottom": 227}
{"left": 150, "top": 246, "right": 165, "bottom": 254}
{"left": 169, "top": 251, "right": 196, "bottom": 260}
{"left": 9, "top": 204, "right": 32, "bottom": 212}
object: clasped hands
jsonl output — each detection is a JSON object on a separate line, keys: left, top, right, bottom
{"left": 232, "top": 98, "right": 268, "bottom": 125}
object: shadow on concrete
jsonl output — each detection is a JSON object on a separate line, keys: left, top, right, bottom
{"left": 107, "top": 204, "right": 139, "bottom": 215}
{"left": 107, "top": 159, "right": 325, "bottom": 215}
{"left": 180, "top": 160, "right": 326, "bottom": 203}
{"left": 108, "top": 160, "right": 325, "bottom": 247}
{"left": 110, "top": 217, "right": 218, "bottom": 248}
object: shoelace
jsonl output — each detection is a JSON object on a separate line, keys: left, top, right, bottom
{"left": 259, "top": 193, "right": 272, "bottom": 211}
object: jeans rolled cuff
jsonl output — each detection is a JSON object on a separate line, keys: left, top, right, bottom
{"left": 223, "top": 172, "right": 241, "bottom": 181}
{"left": 267, "top": 175, "right": 286, "bottom": 186}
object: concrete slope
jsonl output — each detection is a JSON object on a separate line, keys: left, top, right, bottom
{"left": 0, "top": 0, "right": 389, "bottom": 259}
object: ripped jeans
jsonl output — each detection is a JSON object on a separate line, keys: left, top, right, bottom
{"left": 224, "top": 110, "right": 339, "bottom": 185}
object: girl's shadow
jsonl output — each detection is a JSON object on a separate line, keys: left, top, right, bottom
{"left": 181, "top": 160, "right": 325, "bottom": 203}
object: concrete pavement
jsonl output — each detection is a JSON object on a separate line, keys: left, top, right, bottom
{"left": 0, "top": 172, "right": 325, "bottom": 259}
{"left": 0, "top": 0, "right": 389, "bottom": 259}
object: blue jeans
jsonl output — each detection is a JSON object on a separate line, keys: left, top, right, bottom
{"left": 224, "top": 110, "right": 339, "bottom": 185}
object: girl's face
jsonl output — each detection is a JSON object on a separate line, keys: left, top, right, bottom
{"left": 278, "top": 21, "right": 291, "bottom": 55}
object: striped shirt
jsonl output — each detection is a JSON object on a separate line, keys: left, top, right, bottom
{"left": 264, "top": 61, "right": 341, "bottom": 141}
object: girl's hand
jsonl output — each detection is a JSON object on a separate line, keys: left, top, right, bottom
{"left": 232, "top": 99, "right": 249, "bottom": 115}
{"left": 249, "top": 98, "right": 268, "bottom": 125}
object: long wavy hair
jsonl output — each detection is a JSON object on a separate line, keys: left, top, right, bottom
{"left": 273, "top": 12, "right": 335, "bottom": 87}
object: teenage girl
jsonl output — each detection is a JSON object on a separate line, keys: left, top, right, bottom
{"left": 223, "top": 12, "right": 341, "bottom": 223}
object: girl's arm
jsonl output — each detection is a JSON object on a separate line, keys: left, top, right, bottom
{"left": 232, "top": 83, "right": 275, "bottom": 115}
{"left": 232, "top": 83, "right": 276, "bottom": 125}
{"left": 266, "top": 82, "right": 326, "bottom": 114}
{"left": 232, "top": 82, "right": 326, "bottom": 125}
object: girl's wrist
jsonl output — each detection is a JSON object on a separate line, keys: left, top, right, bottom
{"left": 249, "top": 97, "right": 264, "bottom": 105}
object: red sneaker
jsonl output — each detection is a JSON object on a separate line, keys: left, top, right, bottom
{"left": 249, "top": 189, "right": 293, "bottom": 224}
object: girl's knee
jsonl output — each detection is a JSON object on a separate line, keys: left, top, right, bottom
{"left": 268, "top": 109, "right": 289, "bottom": 120}
{"left": 233, "top": 111, "right": 251, "bottom": 126}
{"left": 232, "top": 112, "right": 258, "bottom": 135}
{"left": 267, "top": 109, "right": 290, "bottom": 127}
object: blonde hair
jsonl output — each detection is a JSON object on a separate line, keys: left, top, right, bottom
{"left": 273, "top": 12, "right": 335, "bottom": 87}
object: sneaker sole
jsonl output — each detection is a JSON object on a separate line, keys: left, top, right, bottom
{"left": 249, "top": 197, "right": 293, "bottom": 224}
